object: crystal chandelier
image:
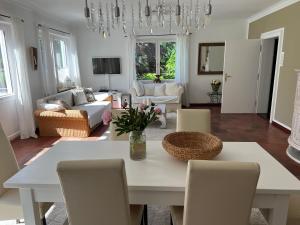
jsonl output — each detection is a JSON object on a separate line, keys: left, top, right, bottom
{"left": 84, "top": 0, "right": 213, "bottom": 38}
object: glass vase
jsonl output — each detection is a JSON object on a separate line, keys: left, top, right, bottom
{"left": 129, "top": 131, "right": 146, "bottom": 160}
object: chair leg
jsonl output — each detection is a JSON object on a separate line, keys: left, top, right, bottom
{"left": 41, "top": 217, "right": 47, "bottom": 225}
{"left": 170, "top": 214, "right": 173, "bottom": 225}
{"left": 143, "top": 205, "right": 148, "bottom": 225}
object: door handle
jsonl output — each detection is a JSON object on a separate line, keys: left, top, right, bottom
{"left": 225, "top": 73, "right": 232, "bottom": 82}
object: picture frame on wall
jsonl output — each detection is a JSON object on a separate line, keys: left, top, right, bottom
{"left": 121, "top": 93, "right": 131, "bottom": 109}
{"left": 29, "top": 47, "right": 38, "bottom": 70}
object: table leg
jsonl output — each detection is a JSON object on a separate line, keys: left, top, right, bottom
{"left": 20, "top": 189, "right": 42, "bottom": 225}
{"left": 265, "top": 195, "right": 289, "bottom": 225}
{"left": 159, "top": 114, "right": 167, "bottom": 129}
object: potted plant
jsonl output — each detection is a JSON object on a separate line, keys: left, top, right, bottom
{"left": 102, "top": 103, "right": 161, "bottom": 160}
{"left": 211, "top": 79, "right": 221, "bottom": 92}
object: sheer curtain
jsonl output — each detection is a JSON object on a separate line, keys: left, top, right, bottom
{"left": 69, "top": 35, "right": 81, "bottom": 87}
{"left": 175, "top": 34, "right": 190, "bottom": 107}
{"left": 38, "top": 26, "right": 57, "bottom": 96}
{"left": 11, "top": 19, "right": 37, "bottom": 139}
{"left": 128, "top": 34, "right": 137, "bottom": 88}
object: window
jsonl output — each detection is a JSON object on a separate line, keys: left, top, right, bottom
{"left": 51, "top": 34, "right": 71, "bottom": 91}
{"left": 0, "top": 29, "right": 12, "bottom": 97}
{"left": 136, "top": 39, "right": 176, "bottom": 80}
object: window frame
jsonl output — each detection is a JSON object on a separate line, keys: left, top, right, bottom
{"left": 136, "top": 36, "right": 176, "bottom": 81}
{"left": 0, "top": 23, "right": 13, "bottom": 98}
{"left": 49, "top": 32, "right": 71, "bottom": 92}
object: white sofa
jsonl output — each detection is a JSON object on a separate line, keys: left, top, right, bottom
{"left": 129, "top": 81, "right": 184, "bottom": 112}
{"left": 35, "top": 90, "right": 111, "bottom": 137}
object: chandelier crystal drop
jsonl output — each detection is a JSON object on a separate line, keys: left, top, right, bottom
{"left": 83, "top": 0, "right": 213, "bottom": 38}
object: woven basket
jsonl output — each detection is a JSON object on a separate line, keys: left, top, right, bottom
{"left": 162, "top": 132, "right": 223, "bottom": 161}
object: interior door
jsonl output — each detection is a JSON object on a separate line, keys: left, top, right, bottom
{"left": 221, "top": 39, "right": 261, "bottom": 113}
{"left": 256, "top": 39, "right": 276, "bottom": 114}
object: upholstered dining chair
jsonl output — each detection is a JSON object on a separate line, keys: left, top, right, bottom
{"left": 110, "top": 109, "right": 129, "bottom": 140}
{"left": 286, "top": 195, "right": 300, "bottom": 225}
{"left": 57, "top": 159, "right": 144, "bottom": 225}
{"left": 176, "top": 109, "right": 211, "bottom": 133}
{"left": 0, "top": 124, "right": 51, "bottom": 224}
{"left": 170, "top": 160, "right": 260, "bottom": 225}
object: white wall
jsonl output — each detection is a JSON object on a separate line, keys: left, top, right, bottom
{"left": 0, "top": 0, "right": 71, "bottom": 138}
{"left": 74, "top": 27, "right": 130, "bottom": 92}
{"left": 189, "top": 19, "right": 247, "bottom": 103}
{"left": 75, "top": 19, "right": 247, "bottom": 104}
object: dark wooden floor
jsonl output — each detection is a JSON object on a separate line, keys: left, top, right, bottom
{"left": 11, "top": 105, "right": 300, "bottom": 180}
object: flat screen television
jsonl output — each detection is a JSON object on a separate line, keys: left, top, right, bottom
{"left": 92, "top": 58, "right": 121, "bottom": 75}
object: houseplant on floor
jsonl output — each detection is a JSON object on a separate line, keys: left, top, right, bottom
{"left": 103, "top": 103, "right": 161, "bottom": 160}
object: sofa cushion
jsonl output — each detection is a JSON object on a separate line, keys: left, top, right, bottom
{"left": 84, "top": 88, "right": 96, "bottom": 102}
{"left": 144, "top": 84, "right": 155, "bottom": 96}
{"left": 72, "top": 101, "right": 111, "bottom": 128}
{"left": 73, "top": 90, "right": 88, "bottom": 106}
{"left": 154, "top": 84, "right": 166, "bottom": 96}
{"left": 48, "top": 100, "right": 71, "bottom": 110}
{"left": 165, "top": 83, "right": 179, "bottom": 96}
{"left": 133, "top": 80, "right": 144, "bottom": 96}
{"left": 134, "top": 96, "right": 179, "bottom": 104}
{"left": 40, "top": 103, "right": 65, "bottom": 111}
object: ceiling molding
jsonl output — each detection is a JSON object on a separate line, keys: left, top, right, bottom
{"left": 247, "top": 0, "right": 300, "bottom": 23}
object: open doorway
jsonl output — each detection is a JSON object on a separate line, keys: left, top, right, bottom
{"left": 256, "top": 37, "right": 279, "bottom": 119}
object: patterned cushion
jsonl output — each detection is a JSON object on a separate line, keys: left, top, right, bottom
{"left": 84, "top": 88, "right": 96, "bottom": 102}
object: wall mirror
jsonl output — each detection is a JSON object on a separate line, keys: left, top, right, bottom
{"left": 198, "top": 42, "right": 225, "bottom": 75}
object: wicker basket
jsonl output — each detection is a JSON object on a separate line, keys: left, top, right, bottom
{"left": 162, "top": 132, "right": 223, "bottom": 161}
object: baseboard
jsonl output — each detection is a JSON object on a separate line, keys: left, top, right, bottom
{"left": 8, "top": 131, "right": 20, "bottom": 140}
{"left": 272, "top": 121, "right": 291, "bottom": 134}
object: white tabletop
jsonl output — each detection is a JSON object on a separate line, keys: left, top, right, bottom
{"left": 4, "top": 141, "right": 300, "bottom": 194}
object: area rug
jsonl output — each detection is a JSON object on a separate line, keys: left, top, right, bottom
{"left": 0, "top": 203, "right": 268, "bottom": 225}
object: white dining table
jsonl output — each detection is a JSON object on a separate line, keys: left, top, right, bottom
{"left": 4, "top": 141, "right": 300, "bottom": 225}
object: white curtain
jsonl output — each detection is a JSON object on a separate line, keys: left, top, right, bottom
{"left": 175, "top": 34, "right": 190, "bottom": 107}
{"left": 68, "top": 35, "right": 81, "bottom": 87}
{"left": 11, "top": 19, "right": 37, "bottom": 139}
{"left": 38, "top": 26, "right": 57, "bottom": 96}
{"left": 128, "top": 34, "right": 137, "bottom": 88}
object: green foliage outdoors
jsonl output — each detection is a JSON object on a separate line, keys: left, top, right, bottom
{"left": 136, "top": 42, "right": 176, "bottom": 80}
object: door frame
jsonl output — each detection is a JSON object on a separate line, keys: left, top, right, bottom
{"left": 258, "top": 28, "right": 285, "bottom": 125}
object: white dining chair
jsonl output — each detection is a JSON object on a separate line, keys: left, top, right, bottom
{"left": 176, "top": 109, "right": 211, "bottom": 133}
{"left": 110, "top": 109, "right": 129, "bottom": 140}
{"left": 57, "top": 159, "right": 144, "bottom": 225}
{"left": 170, "top": 160, "right": 260, "bottom": 225}
{"left": 286, "top": 195, "right": 300, "bottom": 225}
{"left": 0, "top": 123, "right": 51, "bottom": 224}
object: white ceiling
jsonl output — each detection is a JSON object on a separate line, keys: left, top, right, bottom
{"left": 11, "top": 0, "right": 283, "bottom": 24}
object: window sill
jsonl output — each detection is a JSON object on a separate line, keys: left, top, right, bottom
{"left": 0, "top": 94, "right": 16, "bottom": 103}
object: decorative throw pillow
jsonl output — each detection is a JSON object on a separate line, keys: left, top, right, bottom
{"left": 73, "top": 89, "right": 88, "bottom": 106}
{"left": 40, "top": 103, "right": 65, "bottom": 111}
{"left": 144, "top": 84, "right": 155, "bottom": 96}
{"left": 48, "top": 100, "right": 71, "bottom": 110}
{"left": 165, "top": 83, "right": 179, "bottom": 96}
{"left": 133, "top": 80, "right": 144, "bottom": 96}
{"left": 84, "top": 88, "right": 96, "bottom": 102}
{"left": 154, "top": 84, "right": 166, "bottom": 96}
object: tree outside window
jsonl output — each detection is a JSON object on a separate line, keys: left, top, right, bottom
{"left": 136, "top": 40, "right": 176, "bottom": 80}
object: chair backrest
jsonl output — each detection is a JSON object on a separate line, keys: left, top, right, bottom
{"left": 0, "top": 124, "right": 19, "bottom": 197}
{"left": 176, "top": 109, "right": 211, "bottom": 133}
{"left": 183, "top": 160, "right": 260, "bottom": 225}
{"left": 110, "top": 109, "right": 129, "bottom": 141}
{"left": 57, "top": 159, "right": 131, "bottom": 225}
